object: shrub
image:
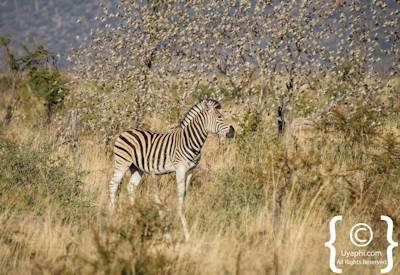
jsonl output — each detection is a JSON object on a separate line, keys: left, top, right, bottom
{"left": 0, "top": 38, "right": 66, "bottom": 121}
{"left": 27, "top": 67, "right": 67, "bottom": 118}
{"left": 213, "top": 170, "right": 265, "bottom": 224}
{"left": 0, "top": 134, "right": 88, "bottom": 218}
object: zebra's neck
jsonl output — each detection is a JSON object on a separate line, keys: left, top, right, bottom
{"left": 180, "top": 115, "right": 208, "bottom": 155}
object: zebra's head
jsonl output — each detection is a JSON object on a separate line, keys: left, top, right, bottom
{"left": 203, "top": 99, "right": 235, "bottom": 138}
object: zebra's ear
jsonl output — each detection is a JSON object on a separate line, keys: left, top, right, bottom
{"left": 204, "top": 99, "right": 221, "bottom": 110}
{"left": 201, "top": 99, "right": 211, "bottom": 110}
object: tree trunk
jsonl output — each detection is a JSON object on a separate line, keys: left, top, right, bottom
{"left": 277, "top": 105, "right": 285, "bottom": 134}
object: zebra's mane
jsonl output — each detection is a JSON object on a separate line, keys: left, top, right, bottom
{"left": 179, "top": 99, "right": 221, "bottom": 128}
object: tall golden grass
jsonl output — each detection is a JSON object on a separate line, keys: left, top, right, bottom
{"left": 0, "top": 75, "right": 399, "bottom": 274}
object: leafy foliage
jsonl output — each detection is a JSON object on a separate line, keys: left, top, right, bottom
{"left": 27, "top": 68, "right": 67, "bottom": 117}
{"left": 0, "top": 38, "right": 67, "bottom": 120}
{"left": 0, "top": 135, "right": 87, "bottom": 217}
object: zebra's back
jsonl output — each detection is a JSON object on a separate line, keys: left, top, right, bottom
{"left": 114, "top": 129, "right": 177, "bottom": 174}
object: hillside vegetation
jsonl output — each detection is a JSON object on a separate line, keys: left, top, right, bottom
{"left": 0, "top": 64, "right": 399, "bottom": 274}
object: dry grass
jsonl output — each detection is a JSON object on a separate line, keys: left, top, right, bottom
{"left": 0, "top": 78, "right": 399, "bottom": 275}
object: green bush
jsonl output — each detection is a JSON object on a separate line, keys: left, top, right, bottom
{"left": 27, "top": 67, "right": 67, "bottom": 117}
{"left": 0, "top": 135, "right": 88, "bottom": 217}
{"left": 239, "top": 108, "right": 262, "bottom": 133}
{"left": 217, "top": 171, "right": 264, "bottom": 220}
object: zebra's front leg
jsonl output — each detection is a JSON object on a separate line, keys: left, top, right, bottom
{"left": 109, "top": 166, "right": 129, "bottom": 210}
{"left": 127, "top": 166, "right": 143, "bottom": 205}
{"left": 185, "top": 170, "right": 193, "bottom": 194}
{"left": 176, "top": 167, "right": 190, "bottom": 241}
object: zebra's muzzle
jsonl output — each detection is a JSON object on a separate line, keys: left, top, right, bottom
{"left": 226, "top": 126, "right": 235, "bottom": 138}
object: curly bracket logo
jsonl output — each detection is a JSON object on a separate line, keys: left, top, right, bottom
{"left": 325, "top": 216, "right": 343, "bottom": 273}
{"left": 325, "top": 215, "right": 398, "bottom": 274}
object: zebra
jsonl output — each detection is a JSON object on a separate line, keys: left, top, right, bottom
{"left": 108, "top": 99, "right": 235, "bottom": 241}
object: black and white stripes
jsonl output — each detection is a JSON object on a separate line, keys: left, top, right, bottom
{"left": 108, "top": 99, "right": 234, "bottom": 240}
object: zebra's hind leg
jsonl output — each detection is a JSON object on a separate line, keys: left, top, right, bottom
{"left": 127, "top": 165, "right": 143, "bottom": 205}
{"left": 108, "top": 165, "right": 129, "bottom": 210}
